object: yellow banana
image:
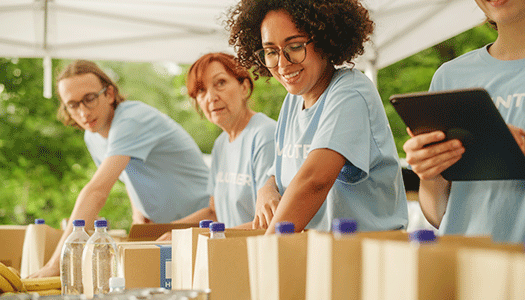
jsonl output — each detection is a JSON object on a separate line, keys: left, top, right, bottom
{"left": 21, "top": 276, "right": 61, "bottom": 291}
{"left": 0, "top": 274, "right": 15, "bottom": 293}
{"left": 32, "top": 288, "right": 62, "bottom": 296}
{"left": 0, "top": 262, "right": 23, "bottom": 292}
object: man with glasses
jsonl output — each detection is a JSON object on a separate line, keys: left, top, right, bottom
{"left": 29, "top": 60, "right": 210, "bottom": 277}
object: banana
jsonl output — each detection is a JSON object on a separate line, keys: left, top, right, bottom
{"left": 0, "top": 274, "right": 15, "bottom": 293}
{"left": 21, "top": 276, "right": 61, "bottom": 291}
{"left": 0, "top": 262, "right": 23, "bottom": 292}
{"left": 33, "top": 288, "right": 62, "bottom": 296}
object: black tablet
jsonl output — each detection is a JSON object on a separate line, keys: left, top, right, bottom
{"left": 389, "top": 88, "right": 525, "bottom": 181}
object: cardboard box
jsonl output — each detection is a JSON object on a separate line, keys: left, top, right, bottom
{"left": 0, "top": 225, "right": 26, "bottom": 271}
{"left": 127, "top": 223, "right": 198, "bottom": 241}
{"left": 117, "top": 241, "right": 172, "bottom": 289}
{"left": 192, "top": 229, "right": 265, "bottom": 300}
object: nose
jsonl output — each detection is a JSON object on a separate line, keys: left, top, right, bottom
{"left": 77, "top": 103, "right": 90, "bottom": 118}
{"left": 277, "top": 50, "right": 292, "bottom": 68}
{"left": 205, "top": 88, "right": 219, "bottom": 103}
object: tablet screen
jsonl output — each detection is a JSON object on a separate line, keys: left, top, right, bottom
{"left": 390, "top": 88, "right": 525, "bottom": 181}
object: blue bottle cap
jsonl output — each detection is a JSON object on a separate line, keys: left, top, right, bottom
{"left": 409, "top": 229, "right": 436, "bottom": 243}
{"left": 94, "top": 219, "right": 108, "bottom": 228}
{"left": 199, "top": 220, "right": 214, "bottom": 229}
{"left": 276, "top": 222, "right": 294, "bottom": 234}
{"left": 209, "top": 222, "right": 225, "bottom": 232}
{"left": 34, "top": 219, "right": 45, "bottom": 225}
{"left": 72, "top": 219, "right": 85, "bottom": 227}
{"left": 332, "top": 218, "right": 358, "bottom": 234}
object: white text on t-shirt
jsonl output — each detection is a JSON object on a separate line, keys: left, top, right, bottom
{"left": 495, "top": 93, "right": 525, "bottom": 109}
{"left": 277, "top": 143, "right": 311, "bottom": 159}
{"left": 216, "top": 172, "right": 252, "bottom": 186}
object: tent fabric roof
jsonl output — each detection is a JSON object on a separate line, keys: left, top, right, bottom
{"left": 1, "top": 0, "right": 485, "bottom": 69}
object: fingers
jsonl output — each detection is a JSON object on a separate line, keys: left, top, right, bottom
{"left": 508, "top": 124, "right": 525, "bottom": 155}
{"left": 404, "top": 131, "right": 464, "bottom": 181}
{"left": 156, "top": 232, "right": 171, "bottom": 241}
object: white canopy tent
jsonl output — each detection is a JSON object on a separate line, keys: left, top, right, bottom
{"left": 0, "top": 0, "right": 486, "bottom": 96}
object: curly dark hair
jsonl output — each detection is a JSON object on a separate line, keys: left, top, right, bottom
{"left": 226, "top": 0, "right": 374, "bottom": 79}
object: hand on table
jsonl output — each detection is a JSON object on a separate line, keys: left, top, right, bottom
{"left": 252, "top": 183, "right": 281, "bottom": 230}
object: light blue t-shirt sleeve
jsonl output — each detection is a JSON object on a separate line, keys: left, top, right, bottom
{"left": 252, "top": 125, "right": 276, "bottom": 192}
{"left": 309, "top": 75, "right": 372, "bottom": 182}
{"left": 106, "top": 108, "right": 165, "bottom": 161}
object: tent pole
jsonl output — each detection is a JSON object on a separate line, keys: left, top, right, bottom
{"left": 364, "top": 60, "right": 378, "bottom": 88}
{"left": 43, "top": 56, "right": 52, "bottom": 99}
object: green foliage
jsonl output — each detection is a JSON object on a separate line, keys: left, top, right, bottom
{"left": 0, "top": 23, "right": 496, "bottom": 229}
{"left": 378, "top": 23, "right": 497, "bottom": 157}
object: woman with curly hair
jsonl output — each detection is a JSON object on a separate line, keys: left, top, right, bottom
{"left": 227, "top": 0, "right": 408, "bottom": 233}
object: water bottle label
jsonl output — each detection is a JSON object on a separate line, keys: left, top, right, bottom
{"left": 158, "top": 245, "right": 172, "bottom": 290}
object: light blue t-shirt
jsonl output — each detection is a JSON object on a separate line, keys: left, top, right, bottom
{"left": 84, "top": 101, "right": 210, "bottom": 223}
{"left": 429, "top": 45, "right": 525, "bottom": 243}
{"left": 209, "top": 113, "right": 276, "bottom": 228}
{"left": 271, "top": 68, "right": 408, "bottom": 232}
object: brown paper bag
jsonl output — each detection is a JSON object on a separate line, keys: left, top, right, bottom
{"left": 192, "top": 229, "right": 265, "bottom": 300}
{"left": 20, "top": 224, "right": 63, "bottom": 278}
{"left": 0, "top": 225, "right": 26, "bottom": 271}
{"left": 171, "top": 227, "right": 209, "bottom": 290}
{"left": 457, "top": 247, "right": 525, "bottom": 300}
{"left": 381, "top": 235, "right": 522, "bottom": 300}
{"left": 251, "top": 232, "right": 308, "bottom": 300}
{"left": 305, "top": 230, "right": 362, "bottom": 300}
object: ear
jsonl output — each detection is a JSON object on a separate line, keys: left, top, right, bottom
{"left": 240, "top": 79, "right": 251, "bottom": 100}
{"left": 106, "top": 85, "right": 116, "bottom": 104}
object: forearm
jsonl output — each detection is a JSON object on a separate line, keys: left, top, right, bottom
{"left": 173, "top": 206, "right": 217, "bottom": 224}
{"left": 418, "top": 176, "right": 451, "bottom": 229}
{"left": 47, "top": 185, "right": 108, "bottom": 269}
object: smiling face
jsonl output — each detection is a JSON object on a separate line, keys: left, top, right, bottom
{"left": 260, "top": 9, "right": 334, "bottom": 107}
{"left": 58, "top": 73, "right": 115, "bottom": 138}
{"left": 475, "top": 0, "right": 525, "bottom": 28}
{"left": 195, "top": 61, "right": 250, "bottom": 130}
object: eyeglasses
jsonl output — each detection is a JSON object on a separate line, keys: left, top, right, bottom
{"left": 255, "top": 40, "right": 313, "bottom": 68}
{"left": 65, "top": 87, "right": 107, "bottom": 114}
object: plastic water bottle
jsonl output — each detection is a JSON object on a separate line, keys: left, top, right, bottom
{"left": 209, "top": 222, "right": 226, "bottom": 239}
{"left": 82, "top": 219, "right": 119, "bottom": 298}
{"left": 409, "top": 229, "right": 437, "bottom": 244}
{"left": 275, "top": 222, "right": 295, "bottom": 235}
{"left": 60, "top": 219, "right": 90, "bottom": 295}
{"left": 34, "top": 218, "right": 45, "bottom": 225}
{"left": 199, "top": 220, "right": 213, "bottom": 229}
{"left": 332, "top": 218, "right": 358, "bottom": 239}
{"left": 108, "top": 276, "right": 125, "bottom": 294}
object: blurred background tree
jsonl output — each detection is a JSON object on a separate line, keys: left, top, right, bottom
{"left": 0, "top": 23, "right": 497, "bottom": 230}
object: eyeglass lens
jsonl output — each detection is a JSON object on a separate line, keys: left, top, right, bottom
{"left": 258, "top": 42, "right": 308, "bottom": 68}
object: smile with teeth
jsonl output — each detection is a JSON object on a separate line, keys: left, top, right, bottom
{"left": 282, "top": 70, "right": 301, "bottom": 80}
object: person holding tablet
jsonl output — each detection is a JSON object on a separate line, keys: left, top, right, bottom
{"left": 226, "top": 0, "right": 408, "bottom": 233}
{"left": 403, "top": 0, "right": 525, "bottom": 242}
